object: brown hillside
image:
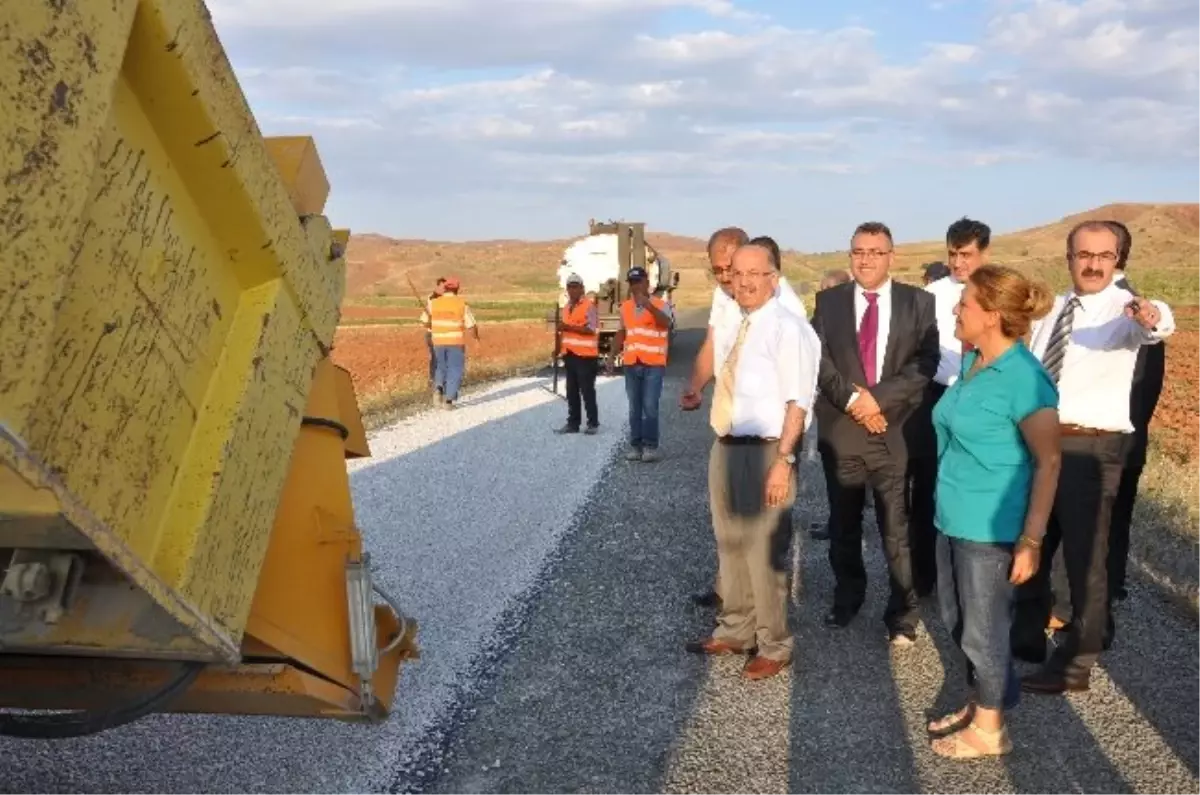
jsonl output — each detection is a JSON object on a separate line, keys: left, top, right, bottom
{"left": 343, "top": 203, "right": 1199, "bottom": 309}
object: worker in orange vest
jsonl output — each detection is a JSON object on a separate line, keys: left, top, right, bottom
{"left": 610, "top": 266, "right": 673, "bottom": 462}
{"left": 421, "top": 276, "right": 479, "bottom": 409}
{"left": 555, "top": 273, "right": 601, "bottom": 434}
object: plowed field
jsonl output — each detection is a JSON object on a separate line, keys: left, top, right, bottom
{"left": 1152, "top": 325, "right": 1198, "bottom": 460}
{"left": 331, "top": 321, "right": 554, "bottom": 415}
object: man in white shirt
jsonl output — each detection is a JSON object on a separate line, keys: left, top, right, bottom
{"left": 684, "top": 241, "right": 817, "bottom": 681}
{"left": 683, "top": 230, "right": 819, "bottom": 609}
{"left": 682, "top": 226, "right": 748, "bottom": 610}
{"left": 909, "top": 218, "right": 991, "bottom": 597}
{"left": 1014, "top": 220, "right": 1175, "bottom": 695}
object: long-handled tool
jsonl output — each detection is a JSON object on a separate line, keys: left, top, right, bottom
{"left": 543, "top": 303, "right": 566, "bottom": 400}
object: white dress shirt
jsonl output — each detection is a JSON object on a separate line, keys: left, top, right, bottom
{"left": 1027, "top": 281, "right": 1175, "bottom": 433}
{"left": 776, "top": 276, "right": 808, "bottom": 319}
{"left": 712, "top": 298, "right": 818, "bottom": 436}
{"left": 925, "top": 275, "right": 966, "bottom": 386}
{"left": 844, "top": 278, "right": 893, "bottom": 409}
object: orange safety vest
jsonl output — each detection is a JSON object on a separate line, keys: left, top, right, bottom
{"left": 620, "top": 297, "right": 670, "bottom": 366}
{"left": 429, "top": 294, "right": 467, "bottom": 346}
{"left": 560, "top": 298, "right": 598, "bottom": 358}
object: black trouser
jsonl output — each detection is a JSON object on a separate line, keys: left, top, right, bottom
{"left": 905, "top": 381, "right": 944, "bottom": 597}
{"left": 563, "top": 352, "right": 599, "bottom": 429}
{"left": 822, "top": 438, "right": 918, "bottom": 633}
{"left": 1108, "top": 429, "right": 1147, "bottom": 599}
{"left": 1013, "top": 431, "right": 1125, "bottom": 676}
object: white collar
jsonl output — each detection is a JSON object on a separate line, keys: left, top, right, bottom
{"left": 856, "top": 278, "right": 892, "bottom": 297}
{"left": 1068, "top": 280, "right": 1120, "bottom": 313}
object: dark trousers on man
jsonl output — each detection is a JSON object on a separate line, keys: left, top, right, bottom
{"left": 1012, "top": 431, "right": 1125, "bottom": 682}
{"left": 563, "top": 352, "right": 599, "bottom": 430}
{"left": 906, "top": 381, "right": 945, "bottom": 597}
{"left": 822, "top": 437, "right": 920, "bottom": 633}
{"left": 1108, "top": 428, "right": 1148, "bottom": 601}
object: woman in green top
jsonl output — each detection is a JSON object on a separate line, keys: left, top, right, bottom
{"left": 926, "top": 265, "right": 1062, "bottom": 759}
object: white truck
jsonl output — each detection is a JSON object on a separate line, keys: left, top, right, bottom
{"left": 551, "top": 220, "right": 679, "bottom": 369}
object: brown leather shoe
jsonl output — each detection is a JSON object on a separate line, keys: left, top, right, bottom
{"left": 685, "top": 637, "right": 749, "bottom": 655}
{"left": 742, "top": 655, "right": 789, "bottom": 680}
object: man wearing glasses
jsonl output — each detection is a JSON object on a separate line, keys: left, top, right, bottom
{"left": 810, "top": 221, "right": 939, "bottom": 647}
{"left": 1013, "top": 221, "right": 1175, "bottom": 694}
{"left": 684, "top": 241, "right": 816, "bottom": 680}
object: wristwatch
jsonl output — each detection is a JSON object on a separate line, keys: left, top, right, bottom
{"left": 778, "top": 452, "right": 796, "bottom": 466}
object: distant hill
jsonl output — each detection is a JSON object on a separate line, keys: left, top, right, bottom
{"left": 344, "top": 203, "right": 1199, "bottom": 309}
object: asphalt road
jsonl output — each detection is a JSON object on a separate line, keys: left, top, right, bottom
{"left": 427, "top": 312, "right": 1200, "bottom": 795}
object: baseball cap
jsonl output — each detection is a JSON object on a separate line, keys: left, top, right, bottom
{"left": 566, "top": 273, "right": 584, "bottom": 286}
{"left": 626, "top": 267, "right": 647, "bottom": 282}
{"left": 443, "top": 277, "right": 460, "bottom": 290}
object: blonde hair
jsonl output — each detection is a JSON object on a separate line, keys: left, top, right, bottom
{"left": 969, "top": 265, "right": 1055, "bottom": 340}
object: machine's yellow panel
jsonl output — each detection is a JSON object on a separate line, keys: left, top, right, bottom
{"left": 0, "top": 0, "right": 347, "bottom": 662}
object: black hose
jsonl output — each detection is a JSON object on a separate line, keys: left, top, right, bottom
{"left": 0, "top": 661, "right": 205, "bottom": 739}
{"left": 301, "top": 415, "right": 349, "bottom": 440}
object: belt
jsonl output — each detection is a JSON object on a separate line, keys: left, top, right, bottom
{"left": 718, "top": 435, "right": 778, "bottom": 445}
{"left": 1059, "top": 423, "right": 1120, "bottom": 437}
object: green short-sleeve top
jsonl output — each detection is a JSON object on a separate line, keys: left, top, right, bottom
{"left": 932, "top": 341, "right": 1059, "bottom": 543}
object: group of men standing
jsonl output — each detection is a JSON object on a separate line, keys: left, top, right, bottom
{"left": 677, "top": 217, "right": 1174, "bottom": 698}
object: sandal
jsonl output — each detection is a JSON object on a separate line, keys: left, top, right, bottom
{"left": 926, "top": 703, "right": 974, "bottom": 737}
{"left": 930, "top": 721, "right": 1013, "bottom": 759}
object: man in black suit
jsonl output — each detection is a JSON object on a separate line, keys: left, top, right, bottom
{"left": 811, "top": 221, "right": 940, "bottom": 646}
{"left": 1108, "top": 221, "right": 1165, "bottom": 604}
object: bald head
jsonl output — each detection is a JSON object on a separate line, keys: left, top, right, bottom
{"left": 707, "top": 226, "right": 748, "bottom": 297}
{"left": 819, "top": 269, "right": 851, "bottom": 291}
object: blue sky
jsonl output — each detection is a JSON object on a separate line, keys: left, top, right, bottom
{"left": 208, "top": 0, "right": 1198, "bottom": 251}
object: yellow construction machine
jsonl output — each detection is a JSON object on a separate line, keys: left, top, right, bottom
{"left": 0, "top": 0, "right": 417, "bottom": 737}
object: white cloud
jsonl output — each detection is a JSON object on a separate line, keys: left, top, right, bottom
{"left": 208, "top": 0, "right": 1198, "bottom": 239}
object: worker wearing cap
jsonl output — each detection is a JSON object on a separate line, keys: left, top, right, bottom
{"left": 420, "top": 276, "right": 479, "bottom": 409}
{"left": 556, "top": 273, "right": 601, "bottom": 434}
{"left": 611, "top": 266, "right": 673, "bottom": 462}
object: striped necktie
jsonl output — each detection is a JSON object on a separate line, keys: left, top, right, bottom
{"left": 1041, "top": 296, "right": 1080, "bottom": 384}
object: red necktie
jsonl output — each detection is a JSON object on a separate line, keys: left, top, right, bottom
{"left": 858, "top": 292, "right": 879, "bottom": 387}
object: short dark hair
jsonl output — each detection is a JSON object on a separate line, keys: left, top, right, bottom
{"left": 436, "top": 277, "right": 447, "bottom": 285}
{"left": 946, "top": 217, "right": 991, "bottom": 251}
{"left": 748, "top": 235, "right": 782, "bottom": 270}
{"left": 852, "top": 221, "right": 893, "bottom": 247}
{"left": 1066, "top": 220, "right": 1120, "bottom": 257}
{"left": 707, "top": 226, "right": 749, "bottom": 255}
{"left": 1104, "top": 220, "right": 1133, "bottom": 269}
{"left": 923, "top": 261, "right": 951, "bottom": 282}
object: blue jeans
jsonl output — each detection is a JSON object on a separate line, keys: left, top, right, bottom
{"left": 936, "top": 532, "right": 1021, "bottom": 711}
{"left": 623, "top": 364, "right": 664, "bottom": 450}
{"left": 433, "top": 345, "right": 466, "bottom": 401}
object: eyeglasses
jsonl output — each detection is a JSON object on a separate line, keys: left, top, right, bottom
{"left": 1071, "top": 251, "right": 1117, "bottom": 264}
{"left": 850, "top": 249, "right": 892, "bottom": 260}
{"left": 731, "top": 270, "right": 774, "bottom": 280}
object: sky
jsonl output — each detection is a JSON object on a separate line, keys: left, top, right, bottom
{"left": 207, "top": 0, "right": 1199, "bottom": 251}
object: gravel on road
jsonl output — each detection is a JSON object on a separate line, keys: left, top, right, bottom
{"left": 0, "top": 373, "right": 628, "bottom": 794}
{"left": 430, "top": 324, "right": 1200, "bottom": 795}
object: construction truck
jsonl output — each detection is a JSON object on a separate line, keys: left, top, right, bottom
{"left": 549, "top": 220, "right": 679, "bottom": 373}
{"left": 0, "top": 0, "right": 417, "bottom": 738}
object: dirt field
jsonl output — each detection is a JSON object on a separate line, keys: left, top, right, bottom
{"left": 1152, "top": 326, "right": 1199, "bottom": 460}
{"left": 331, "top": 321, "right": 554, "bottom": 418}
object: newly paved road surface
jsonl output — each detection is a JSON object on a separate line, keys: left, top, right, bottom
{"left": 429, "top": 314, "right": 1199, "bottom": 795}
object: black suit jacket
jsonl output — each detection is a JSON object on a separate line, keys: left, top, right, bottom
{"left": 810, "top": 280, "right": 940, "bottom": 458}
{"left": 1116, "top": 276, "right": 1166, "bottom": 468}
